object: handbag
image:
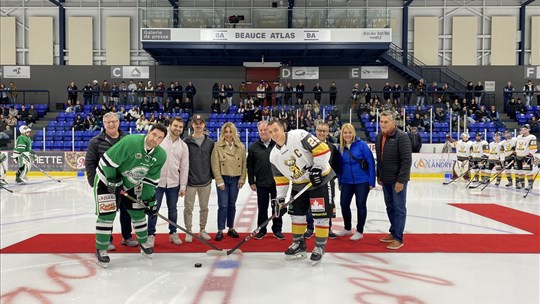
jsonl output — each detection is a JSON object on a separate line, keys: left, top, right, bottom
{"left": 347, "top": 148, "right": 369, "bottom": 172}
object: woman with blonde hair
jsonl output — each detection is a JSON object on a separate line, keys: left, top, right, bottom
{"left": 211, "top": 122, "right": 247, "bottom": 241}
{"left": 335, "top": 123, "right": 376, "bottom": 241}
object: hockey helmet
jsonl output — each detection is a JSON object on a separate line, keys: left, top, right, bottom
{"left": 19, "top": 125, "right": 32, "bottom": 134}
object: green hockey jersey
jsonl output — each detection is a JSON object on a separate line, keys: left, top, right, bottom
{"left": 14, "top": 135, "right": 32, "bottom": 155}
{"left": 96, "top": 134, "right": 166, "bottom": 201}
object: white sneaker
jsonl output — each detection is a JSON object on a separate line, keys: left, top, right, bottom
{"left": 185, "top": 231, "right": 193, "bottom": 243}
{"left": 199, "top": 229, "right": 211, "bottom": 241}
{"left": 147, "top": 235, "right": 155, "bottom": 247}
{"left": 350, "top": 231, "right": 364, "bottom": 241}
{"left": 169, "top": 233, "right": 182, "bottom": 245}
{"left": 335, "top": 229, "right": 353, "bottom": 237}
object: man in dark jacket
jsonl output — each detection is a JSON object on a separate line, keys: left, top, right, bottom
{"left": 85, "top": 112, "right": 137, "bottom": 249}
{"left": 408, "top": 127, "right": 422, "bottom": 153}
{"left": 247, "top": 121, "right": 284, "bottom": 240}
{"left": 183, "top": 114, "right": 214, "bottom": 242}
{"left": 375, "top": 110, "right": 412, "bottom": 250}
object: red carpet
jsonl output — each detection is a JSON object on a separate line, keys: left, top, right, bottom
{"left": 1, "top": 232, "right": 538, "bottom": 254}
{"left": 449, "top": 203, "right": 540, "bottom": 235}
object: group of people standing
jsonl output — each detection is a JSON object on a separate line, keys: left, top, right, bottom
{"left": 83, "top": 107, "right": 411, "bottom": 268}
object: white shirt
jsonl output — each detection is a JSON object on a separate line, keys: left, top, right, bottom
{"left": 158, "top": 134, "right": 189, "bottom": 191}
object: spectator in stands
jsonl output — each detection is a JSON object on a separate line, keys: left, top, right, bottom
{"left": 119, "top": 81, "right": 128, "bottom": 104}
{"left": 287, "top": 114, "right": 296, "bottom": 130}
{"left": 173, "top": 81, "right": 183, "bottom": 104}
{"left": 295, "top": 81, "right": 305, "bottom": 101}
{"left": 237, "top": 101, "right": 245, "bottom": 115}
{"left": 82, "top": 82, "right": 93, "bottom": 105}
{"left": 140, "top": 97, "right": 151, "bottom": 113}
{"left": 227, "top": 84, "right": 235, "bottom": 106}
{"left": 469, "top": 99, "right": 479, "bottom": 115}
{"left": 212, "top": 83, "right": 220, "bottom": 101}
{"left": 475, "top": 105, "right": 490, "bottom": 122}
{"left": 0, "top": 83, "right": 9, "bottom": 104}
{"left": 156, "top": 113, "right": 165, "bottom": 125}
{"left": 91, "top": 80, "right": 100, "bottom": 104}
{"left": 110, "top": 82, "right": 120, "bottom": 105}
{"left": 434, "top": 107, "right": 446, "bottom": 122}
{"left": 256, "top": 82, "right": 265, "bottom": 107}
{"left": 126, "top": 106, "right": 141, "bottom": 122}
{"left": 503, "top": 81, "right": 514, "bottom": 112}
{"left": 154, "top": 81, "right": 165, "bottom": 104}
{"left": 136, "top": 81, "right": 145, "bottom": 103}
{"left": 220, "top": 99, "right": 230, "bottom": 114}
{"left": 402, "top": 82, "right": 413, "bottom": 105}
{"left": 172, "top": 98, "right": 182, "bottom": 114}
{"left": 415, "top": 79, "right": 426, "bottom": 106}
{"left": 219, "top": 84, "right": 227, "bottom": 104}
{"left": 182, "top": 97, "right": 192, "bottom": 114}
{"left": 65, "top": 100, "right": 76, "bottom": 113}
{"left": 67, "top": 81, "right": 78, "bottom": 103}
{"left": 163, "top": 98, "right": 172, "bottom": 114}
{"left": 163, "top": 114, "right": 171, "bottom": 127}
{"left": 149, "top": 98, "right": 160, "bottom": 113}
{"left": 465, "top": 81, "right": 474, "bottom": 102}
{"left": 529, "top": 116, "right": 539, "bottom": 133}
{"left": 351, "top": 83, "right": 361, "bottom": 106}
{"left": 474, "top": 81, "right": 484, "bottom": 104}
{"left": 26, "top": 104, "right": 38, "bottom": 128}
{"left": 210, "top": 98, "right": 221, "bottom": 114}
{"left": 488, "top": 105, "right": 505, "bottom": 130}
{"left": 184, "top": 81, "right": 196, "bottom": 103}
{"left": 523, "top": 80, "right": 534, "bottom": 107}
{"left": 128, "top": 80, "right": 138, "bottom": 104}
{"left": 16, "top": 105, "right": 28, "bottom": 122}
{"left": 535, "top": 80, "right": 540, "bottom": 106}
{"left": 263, "top": 82, "right": 272, "bottom": 106}
{"left": 408, "top": 126, "right": 422, "bottom": 153}
{"left": 5, "top": 82, "right": 17, "bottom": 105}
{"left": 427, "top": 82, "right": 439, "bottom": 105}
{"left": 84, "top": 115, "right": 97, "bottom": 131}
{"left": 312, "top": 99, "right": 321, "bottom": 116}
{"left": 313, "top": 83, "right": 323, "bottom": 103}
{"left": 391, "top": 82, "right": 401, "bottom": 104}
{"left": 460, "top": 106, "right": 476, "bottom": 124}
{"left": 440, "top": 83, "right": 451, "bottom": 103}
{"left": 136, "top": 115, "right": 150, "bottom": 132}
{"left": 261, "top": 106, "right": 271, "bottom": 121}
{"left": 284, "top": 82, "right": 293, "bottom": 105}
{"left": 144, "top": 81, "right": 154, "bottom": 100}
{"left": 326, "top": 81, "right": 336, "bottom": 106}
{"left": 274, "top": 83, "right": 284, "bottom": 106}
{"left": 148, "top": 114, "right": 157, "bottom": 128}
{"left": 117, "top": 106, "right": 127, "bottom": 121}
{"left": 410, "top": 113, "right": 425, "bottom": 132}
{"left": 515, "top": 98, "right": 528, "bottom": 115}
{"left": 451, "top": 98, "right": 461, "bottom": 113}
{"left": 8, "top": 106, "right": 17, "bottom": 118}
{"left": 0, "top": 114, "right": 10, "bottom": 141}
{"left": 239, "top": 82, "right": 248, "bottom": 104}
{"left": 73, "top": 114, "right": 85, "bottom": 131}
{"left": 101, "top": 80, "right": 111, "bottom": 105}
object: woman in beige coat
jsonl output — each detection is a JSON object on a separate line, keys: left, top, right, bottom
{"left": 211, "top": 122, "right": 246, "bottom": 241}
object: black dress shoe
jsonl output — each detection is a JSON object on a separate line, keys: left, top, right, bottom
{"left": 254, "top": 231, "right": 267, "bottom": 240}
{"left": 227, "top": 229, "right": 239, "bottom": 238}
{"left": 215, "top": 231, "right": 223, "bottom": 241}
{"left": 273, "top": 231, "right": 285, "bottom": 240}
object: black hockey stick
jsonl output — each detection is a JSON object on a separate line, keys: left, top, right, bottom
{"left": 30, "top": 162, "right": 61, "bottom": 183}
{"left": 480, "top": 161, "right": 514, "bottom": 191}
{"left": 466, "top": 160, "right": 487, "bottom": 188}
{"left": 443, "top": 160, "right": 469, "bottom": 185}
{"left": 0, "top": 184, "right": 13, "bottom": 193}
{"left": 225, "top": 182, "right": 312, "bottom": 256}
{"left": 523, "top": 170, "right": 539, "bottom": 199}
{"left": 120, "top": 190, "right": 229, "bottom": 255}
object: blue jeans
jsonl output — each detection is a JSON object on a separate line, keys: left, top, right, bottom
{"left": 148, "top": 185, "right": 180, "bottom": 235}
{"left": 340, "top": 182, "right": 370, "bottom": 232}
{"left": 381, "top": 182, "right": 408, "bottom": 243}
{"left": 216, "top": 176, "right": 240, "bottom": 230}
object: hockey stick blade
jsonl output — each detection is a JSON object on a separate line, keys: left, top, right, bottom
{"left": 225, "top": 182, "right": 312, "bottom": 256}
{"left": 0, "top": 184, "right": 13, "bottom": 193}
{"left": 119, "top": 190, "right": 229, "bottom": 255}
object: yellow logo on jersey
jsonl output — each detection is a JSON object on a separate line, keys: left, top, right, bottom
{"left": 284, "top": 156, "right": 304, "bottom": 179}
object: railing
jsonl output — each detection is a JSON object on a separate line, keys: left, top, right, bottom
{"left": 383, "top": 43, "right": 468, "bottom": 92}
{"left": 0, "top": 89, "right": 51, "bottom": 109}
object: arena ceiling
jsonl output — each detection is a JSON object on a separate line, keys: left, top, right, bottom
{"left": 142, "top": 41, "right": 390, "bottom": 65}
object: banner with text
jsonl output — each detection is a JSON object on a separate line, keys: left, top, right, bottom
{"left": 280, "top": 67, "right": 320, "bottom": 80}
{"left": 2, "top": 66, "right": 31, "bottom": 79}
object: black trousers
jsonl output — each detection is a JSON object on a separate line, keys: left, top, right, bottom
{"left": 256, "top": 185, "right": 282, "bottom": 234}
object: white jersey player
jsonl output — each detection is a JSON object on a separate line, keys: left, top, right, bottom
{"left": 0, "top": 152, "right": 7, "bottom": 186}
{"left": 514, "top": 124, "right": 538, "bottom": 190}
{"left": 452, "top": 133, "right": 473, "bottom": 179}
{"left": 485, "top": 133, "right": 504, "bottom": 186}
{"left": 470, "top": 133, "right": 489, "bottom": 183}
{"left": 501, "top": 130, "right": 517, "bottom": 187}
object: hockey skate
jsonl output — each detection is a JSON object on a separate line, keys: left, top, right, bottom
{"left": 95, "top": 249, "right": 110, "bottom": 268}
{"left": 0, "top": 178, "right": 7, "bottom": 186}
{"left": 140, "top": 242, "right": 154, "bottom": 259}
{"left": 494, "top": 179, "right": 500, "bottom": 186}
{"left": 505, "top": 181, "right": 513, "bottom": 187}
{"left": 310, "top": 246, "right": 325, "bottom": 266}
{"left": 284, "top": 239, "right": 307, "bottom": 260}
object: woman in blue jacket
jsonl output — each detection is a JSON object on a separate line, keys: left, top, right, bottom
{"left": 335, "top": 123, "right": 376, "bottom": 240}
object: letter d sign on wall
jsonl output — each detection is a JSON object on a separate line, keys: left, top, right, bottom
{"left": 280, "top": 67, "right": 292, "bottom": 79}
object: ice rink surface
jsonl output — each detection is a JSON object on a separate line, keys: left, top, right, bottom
{"left": 1, "top": 177, "right": 539, "bottom": 304}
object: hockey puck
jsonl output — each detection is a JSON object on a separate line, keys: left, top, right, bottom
{"left": 194, "top": 263, "right": 202, "bottom": 268}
